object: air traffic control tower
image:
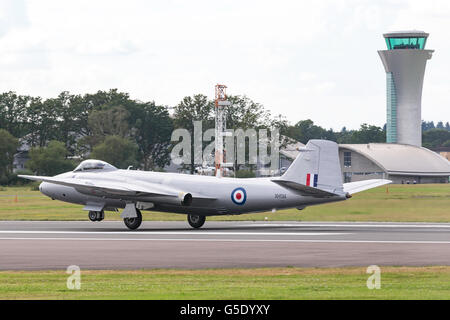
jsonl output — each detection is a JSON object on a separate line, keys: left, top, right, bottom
{"left": 378, "top": 31, "right": 433, "bottom": 147}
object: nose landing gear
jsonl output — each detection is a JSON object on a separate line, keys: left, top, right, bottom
{"left": 88, "top": 210, "right": 104, "bottom": 222}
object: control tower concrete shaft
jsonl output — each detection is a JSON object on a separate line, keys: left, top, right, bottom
{"left": 378, "top": 31, "right": 433, "bottom": 147}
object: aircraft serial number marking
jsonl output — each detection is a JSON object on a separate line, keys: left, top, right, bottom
{"left": 274, "top": 194, "right": 287, "bottom": 199}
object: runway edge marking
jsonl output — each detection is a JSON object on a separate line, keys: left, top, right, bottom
{"left": 1, "top": 237, "right": 450, "bottom": 244}
{"left": 0, "top": 230, "right": 350, "bottom": 236}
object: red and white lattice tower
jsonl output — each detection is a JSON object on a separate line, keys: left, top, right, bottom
{"left": 214, "top": 84, "right": 231, "bottom": 178}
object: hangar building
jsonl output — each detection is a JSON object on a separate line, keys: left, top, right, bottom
{"left": 338, "top": 143, "right": 450, "bottom": 184}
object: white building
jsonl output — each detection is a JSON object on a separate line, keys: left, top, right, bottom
{"left": 339, "top": 143, "right": 449, "bottom": 184}
{"left": 378, "top": 30, "right": 433, "bottom": 147}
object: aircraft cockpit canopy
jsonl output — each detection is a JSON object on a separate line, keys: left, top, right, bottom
{"left": 73, "top": 160, "right": 118, "bottom": 172}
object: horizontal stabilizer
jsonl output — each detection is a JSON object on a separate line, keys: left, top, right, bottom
{"left": 343, "top": 179, "right": 392, "bottom": 195}
{"left": 272, "top": 180, "right": 340, "bottom": 198}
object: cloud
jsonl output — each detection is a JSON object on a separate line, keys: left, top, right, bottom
{"left": 0, "top": 0, "right": 448, "bottom": 130}
{"left": 74, "top": 39, "right": 138, "bottom": 56}
{"left": 0, "top": 0, "right": 29, "bottom": 38}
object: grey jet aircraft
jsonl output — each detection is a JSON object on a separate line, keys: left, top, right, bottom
{"left": 19, "top": 140, "right": 391, "bottom": 230}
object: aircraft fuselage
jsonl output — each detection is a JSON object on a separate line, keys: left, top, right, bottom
{"left": 40, "top": 170, "right": 346, "bottom": 216}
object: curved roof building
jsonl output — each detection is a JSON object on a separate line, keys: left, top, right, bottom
{"left": 339, "top": 143, "right": 450, "bottom": 183}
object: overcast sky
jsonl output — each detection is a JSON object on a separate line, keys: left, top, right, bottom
{"left": 0, "top": 0, "right": 449, "bottom": 130}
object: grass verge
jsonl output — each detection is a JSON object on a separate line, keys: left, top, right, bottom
{"left": 0, "top": 266, "right": 449, "bottom": 300}
{"left": 1, "top": 184, "right": 449, "bottom": 222}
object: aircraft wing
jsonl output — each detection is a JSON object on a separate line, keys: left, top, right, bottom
{"left": 343, "top": 179, "right": 392, "bottom": 195}
{"left": 19, "top": 175, "right": 173, "bottom": 197}
{"left": 272, "top": 179, "right": 339, "bottom": 198}
{"left": 18, "top": 175, "right": 215, "bottom": 202}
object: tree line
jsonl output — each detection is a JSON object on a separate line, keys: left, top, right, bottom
{"left": 0, "top": 89, "right": 449, "bottom": 185}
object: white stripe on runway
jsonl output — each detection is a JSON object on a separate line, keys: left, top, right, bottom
{"left": 0, "top": 237, "right": 449, "bottom": 244}
{"left": 0, "top": 230, "right": 349, "bottom": 236}
{"left": 239, "top": 223, "right": 450, "bottom": 228}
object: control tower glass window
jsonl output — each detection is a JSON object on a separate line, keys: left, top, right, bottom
{"left": 385, "top": 37, "right": 426, "bottom": 50}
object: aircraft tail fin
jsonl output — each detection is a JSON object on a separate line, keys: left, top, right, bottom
{"left": 277, "top": 140, "right": 344, "bottom": 195}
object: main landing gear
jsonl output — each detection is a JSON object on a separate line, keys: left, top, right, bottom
{"left": 89, "top": 208, "right": 204, "bottom": 230}
{"left": 88, "top": 210, "right": 104, "bottom": 222}
{"left": 187, "top": 214, "right": 206, "bottom": 229}
{"left": 124, "top": 208, "right": 142, "bottom": 230}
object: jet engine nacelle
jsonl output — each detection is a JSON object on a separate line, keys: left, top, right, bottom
{"left": 179, "top": 192, "right": 192, "bottom": 206}
{"left": 141, "top": 192, "right": 192, "bottom": 207}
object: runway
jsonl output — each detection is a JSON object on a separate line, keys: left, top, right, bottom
{"left": 0, "top": 221, "right": 449, "bottom": 270}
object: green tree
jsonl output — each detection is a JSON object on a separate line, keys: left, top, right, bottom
{"left": 270, "top": 114, "right": 290, "bottom": 137}
{"left": 26, "top": 141, "right": 75, "bottom": 176}
{"left": 77, "top": 105, "right": 131, "bottom": 153}
{"left": 51, "top": 92, "right": 89, "bottom": 154}
{"left": 90, "top": 135, "right": 138, "bottom": 169}
{"left": 128, "top": 102, "right": 173, "bottom": 170}
{"left": 235, "top": 170, "right": 256, "bottom": 178}
{"left": 0, "top": 129, "right": 19, "bottom": 184}
{"left": 423, "top": 129, "right": 450, "bottom": 149}
{"left": 173, "top": 94, "right": 214, "bottom": 173}
{"left": 21, "top": 92, "right": 90, "bottom": 152}
{"left": 287, "top": 119, "right": 336, "bottom": 144}
{"left": 24, "top": 97, "right": 60, "bottom": 147}
{"left": 173, "top": 94, "right": 214, "bottom": 130}
{"left": 82, "top": 89, "right": 131, "bottom": 112}
{"left": 226, "top": 95, "right": 271, "bottom": 130}
{"left": 69, "top": 89, "right": 135, "bottom": 157}
{"left": 73, "top": 90, "right": 173, "bottom": 170}
{"left": 226, "top": 95, "right": 275, "bottom": 173}
{"left": 0, "top": 92, "right": 33, "bottom": 138}
{"left": 349, "top": 124, "right": 385, "bottom": 143}
{"left": 336, "top": 126, "right": 353, "bottom": 144}
{"left": 422, "top": 121, "right": 435, "bottom": 132}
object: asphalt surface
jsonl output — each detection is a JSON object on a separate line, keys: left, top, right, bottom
{"left": 0, "top": 221, "right": 449, "bottom": 270}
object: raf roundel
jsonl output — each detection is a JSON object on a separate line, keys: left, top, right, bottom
{"left": 231, "top": 187, "right": 247, "bottom": 205}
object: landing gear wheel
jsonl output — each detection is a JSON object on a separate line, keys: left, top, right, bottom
{"left": 88, "top": 210, "right": 104, "bottom": 222}
{"left": 88, "top": 211, "right": 97, "bottom": 222}
{"left": 187, "top": 214, "right": 206, "bottom": 229}
{"left": 124, "top": 209, "right": 142, "bottom": 230}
